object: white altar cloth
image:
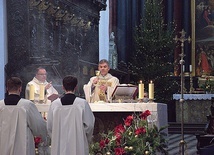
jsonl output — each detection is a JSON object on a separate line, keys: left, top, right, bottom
{"left": 35, "top": 102, "right": 168, "bottom": 132}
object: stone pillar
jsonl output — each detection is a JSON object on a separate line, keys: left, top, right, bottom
{"left": 0, "top": 0, "right": 7, "bottom": 98}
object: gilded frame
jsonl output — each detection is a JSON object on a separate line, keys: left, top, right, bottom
{"left": 191, "top": 0, "right": 214, "bottom": 76}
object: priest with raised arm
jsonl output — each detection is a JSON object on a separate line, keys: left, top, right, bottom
{"left": 84, "top": 59, "right": 120, "bottom": 103}
{"left": 25, "top": 67, "right": 59, "bottom": 104}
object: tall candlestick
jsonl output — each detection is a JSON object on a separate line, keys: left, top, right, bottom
{"left": 29, "top": 84, "right": 34, "bottom": 100}
{"left": 149, "top": 81, "right": 154, "bottom": 100}
{"left": 138, "top": 80, "right": 144, "bottom": 99}
{"left": 39, "top": 84, "right": 45, "bottom": 100}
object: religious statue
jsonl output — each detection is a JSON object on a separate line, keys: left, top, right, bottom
{"left": 109, "top": 32, "right": 118, "bottom": 69}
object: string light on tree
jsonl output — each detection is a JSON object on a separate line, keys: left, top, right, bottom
{"left": 128, "top": 0, "right": 177, "bottom": 103}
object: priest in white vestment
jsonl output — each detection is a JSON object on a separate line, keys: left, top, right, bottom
{"left": 47, "top": 75, "right": 95, "bottom": 155}
{"left": 83, "top": 59, "right": 120, "bottom": 103}
{"left": 0, "top": 77, "right": 48, "bottom": 155}
{"left": 25, "top": 67, "right": 59, "bottom": 104}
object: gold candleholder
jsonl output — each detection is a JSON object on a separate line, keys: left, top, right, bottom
{"left": 138, "top": 98, "right": 144, "bottom": 103}
{"left": 149, "top": 98, "right": 154, "bottom": 103}
{"left": 189, "top": 72, "right": 194, "bottom": 94}
{"left": 174, "top": 29, "right": 191, "bottom": 155}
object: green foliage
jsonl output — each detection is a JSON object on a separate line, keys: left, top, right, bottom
{"left": 128, "top": 0, "right": 178, "bottom": 102}
{"left": 199, "top": 76, "right": 214, "bottom": 93}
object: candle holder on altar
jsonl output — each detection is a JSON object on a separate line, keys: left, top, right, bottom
{"left": 138, "top": 97, "right": 149, "bottom": 103}
{"left": 138, "top": 98, "right": 144, "bottom": 103}
{"left": 149, "top": 98, "right": 154, "bottom": 103}
{"left": 189, "top": 71, "right": 194, "bottom": 94}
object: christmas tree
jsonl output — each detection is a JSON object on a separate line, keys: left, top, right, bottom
{"left": 128, "top": 0, "right": 178, "bottom": 102}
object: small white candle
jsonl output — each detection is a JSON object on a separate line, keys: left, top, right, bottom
{"left": 189, "top": 65, "right": 192, "bottom": 72}
{"left": 29, "top": 84, "right": 34, "bottom": 100}
{"left": 39, "top": 84, "right": 45, "bottom": 100}
{"left": 138, "top": 80, "right": 144, "bottom": 99}
{"left": 149, "top": 81, "right": 154, "bottom": 100}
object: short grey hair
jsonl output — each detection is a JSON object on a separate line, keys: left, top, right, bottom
{"left": 99, "top": 59, "right": 109, "bottom": 66}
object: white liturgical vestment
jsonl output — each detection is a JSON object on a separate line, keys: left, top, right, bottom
{"left": 0, "top": 99, "right": 47, "bottom": 155}
{"left": 83, "top": 73, "right": 119, "bottom": 103}
{"left": 47, "top": 97, "right": 95, "bottom": 155}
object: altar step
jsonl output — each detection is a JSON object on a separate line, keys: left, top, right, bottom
{"left": 167, "top": 134, "right": 198, "bottom": 155}
{"left": 168, "top": 122, "right": 207, "bottom": 134}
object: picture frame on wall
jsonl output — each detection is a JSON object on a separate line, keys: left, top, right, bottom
{"left": 191, "top": 0, "right": 214, "bottom": 77}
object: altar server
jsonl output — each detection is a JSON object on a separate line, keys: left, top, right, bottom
{"left": 47, "top": 75, "right": 95, "bottom": 155}
{"left": 0, "top": 77, "right": 48, "bottom": 155}
{"left": 83, "top": 59, "right": 120, "bottom": 103}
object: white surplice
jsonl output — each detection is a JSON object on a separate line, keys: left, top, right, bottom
{"left": 83, "top": 73, "right": 120, "bottom": 103}
{"left": 47, "top": 97, "right": 95, "bottom": 155}
{"left": 0, "top": 99, "right": 47, "bottom": 155}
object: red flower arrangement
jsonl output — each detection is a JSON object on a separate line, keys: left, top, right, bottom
{"left": 90, "top": 110, "right": 168, "bottom": 155}
{"left": 34, "top": 116, "right": 47, "bottom": 149}
{"left": 34, "top": 136, "right": 42, "bottom": 148}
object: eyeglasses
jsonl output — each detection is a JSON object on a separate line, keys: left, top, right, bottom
{"left": 37, "top": 74, "right": 47, "bottom": 76}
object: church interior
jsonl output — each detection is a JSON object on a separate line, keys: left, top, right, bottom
{"left": 1, "top": 0, "right": 214, "bottom": 154}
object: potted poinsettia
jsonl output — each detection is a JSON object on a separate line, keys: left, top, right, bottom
{"left": 90, "top": 110, "right": 168, "bottom": 155}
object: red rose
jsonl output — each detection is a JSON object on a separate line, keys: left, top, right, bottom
{"left": 34, "top": 136, "right": 42, "bottom": 148}
{"left": 105, "top": 138, "right": 110, "bottom": 144}
{"left": 124, "top": 115, "right": 133, "bottom": 127}
{"left": 114, "top": 147, "right": 125, "bottom": 155}
{"left": 135, "top": 127, "right": 146, "bottom": 135}
{"left": 140, "top": 110, "right": 151, "bottom": 120}
{"left": 99, "top": 138, "right": 110, "bottom": 149}
{"left": 99, "top": 139, "right": 106, "bottom": 149}
{"left": 114, "top": 124, "right": 125, "bottom": 136}
{"left": 115, "top": 134, "right": 122, "bottom": 146}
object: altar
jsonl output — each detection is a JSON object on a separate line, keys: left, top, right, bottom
{"left": 36, "top": 102, "right": 168, "bottom": 139}
{"left": 173, "top": 94, "right": 214, "bottom": 123}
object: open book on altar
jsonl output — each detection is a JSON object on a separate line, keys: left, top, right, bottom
{"left": 111, "top": 84, "right": 138, "bottom": 102}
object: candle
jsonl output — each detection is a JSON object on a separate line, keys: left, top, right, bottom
{"left": 189, "top": 65, "right": 192, "bottom": 72}
{"left": 39, "top": 84, "right": 45, "bottom": 100}
{"left": 149, "top": 81, "right": 154, "bottom": 100}
{"left": 29, "top": 84, "right": 34, "bottom": 100}
{"left": 138, "top": 80, "right": 144, "bottom": 99}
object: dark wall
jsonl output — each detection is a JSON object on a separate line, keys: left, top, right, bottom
{"left": 6, "top": 0, "right": 106, "bottom": 97}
